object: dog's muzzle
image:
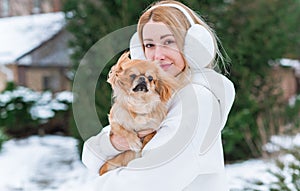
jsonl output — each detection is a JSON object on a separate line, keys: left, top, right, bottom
{"left": 133, "top": 77, "right": 148, "bottom": 92}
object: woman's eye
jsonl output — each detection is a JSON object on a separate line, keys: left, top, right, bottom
{"left": 164, "top": 39, "right": 175, "bottom": 45}
{"left": 148, "top": 75, "right": 153, "bottom": 82}
{"left": 144, "top": 43, "right": 154, "bottom": 48}
{"left": 130, "top": 74, "right": 136, "bottom": 80}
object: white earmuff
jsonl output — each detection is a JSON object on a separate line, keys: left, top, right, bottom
{"left": 129, "top": 32, "right": 146, "bottom": 60}
{"left": 129, "top": 3, "right": 216, "bottom": 70}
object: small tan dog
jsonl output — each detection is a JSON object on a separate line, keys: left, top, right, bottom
{"left": 99, "top": 52, "right": 177, "bottom": 175}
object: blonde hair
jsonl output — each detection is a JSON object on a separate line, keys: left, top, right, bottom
{"left": 137, "top": 0, "right": 228, "bottom": 74}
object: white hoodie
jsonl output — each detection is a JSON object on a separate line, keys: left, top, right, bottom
{"left": 82, "top": 68, "right": 235, "bottom": 191}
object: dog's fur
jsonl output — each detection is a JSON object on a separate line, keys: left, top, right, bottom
{"left": 99, "top": 52, "right": 177, "bottom": 175}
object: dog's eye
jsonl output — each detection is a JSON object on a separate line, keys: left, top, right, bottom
{"left": 130, "top": 74, "right": 136, "bottom": 80}
{"left": 148, "top": 75, "right": 153, "bottom": 82}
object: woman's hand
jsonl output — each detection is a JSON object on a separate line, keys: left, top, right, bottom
{"left": 137, "top": 129, "right": 155, "bottom": 138}
{"left": 110, "top": 133, "right": 130, "bottom": 151}
{"left": 110, "top": 129, "right": 155, "bottom": 151}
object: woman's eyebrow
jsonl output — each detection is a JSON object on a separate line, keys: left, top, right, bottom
{"left": 160, "top": 34, "right": 174, "bottom": 39}
{"left": 143, "top": 38, "right": 153, "bottom": 41}
{"left": 143, "top": 34, "right": 174, "bottom": 41}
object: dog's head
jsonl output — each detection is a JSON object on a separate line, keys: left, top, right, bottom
{"left": 107, "top": 52, "right": 177, "bottom": 103}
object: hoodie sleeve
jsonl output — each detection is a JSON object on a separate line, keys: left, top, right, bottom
{"left": 81, "top": 125, "right": 122, "bottom": 174}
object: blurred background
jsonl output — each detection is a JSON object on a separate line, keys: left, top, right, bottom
{"left": 0, "top": 0, "right": 299, "bottom": 190}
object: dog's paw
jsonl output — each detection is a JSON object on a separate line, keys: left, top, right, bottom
{"left": 99, "top": 163, "right": 109, "bottom": 176}
{"left": 99, "top": 162, "right": 118, "bottom": 176}
{"left": 127, "top": 136, "right": 142, "bottom": 152}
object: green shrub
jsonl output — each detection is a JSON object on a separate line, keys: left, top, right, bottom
{"left": 219, "top": 0, "right": 300, "bottom": 161}
{"left": 0, "top": 87, "right": 38, "bottom": 135}
{"left": 0, "top": 86, "right": 73, "bottom": 137}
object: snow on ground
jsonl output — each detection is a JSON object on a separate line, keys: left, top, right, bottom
{"left": 226, "top": 159, "right": 276, "bottom": 190}
{"left": 0, "top": 134, "right": 299, "bottom": 191}
{"left": 0, "top": 135, "right": 96, "bottom": 191}
{"left": 227, "top": 133, "right": 300, "bottom": 191}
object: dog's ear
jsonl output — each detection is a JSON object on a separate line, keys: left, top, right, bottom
{"left": 117, "top": 51, "right": 131, "bottom": 64}
{"left": 156, "top": 69, "right": 178, "bottom": 103}
{"left": 107, "top": 65, "right": 118, "bottom": 85}
{"left": 156, "top": 80, "right": 173, "bottom": 102}
{"left": 107, "top": 52, "right": 131, "bottom": 85}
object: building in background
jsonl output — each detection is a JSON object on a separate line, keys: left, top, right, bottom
{"left": 0, "top": 0, "right": 72, "bottom": 92}
{"left": 0, "top": 0, "right": 61, "bottom": 17}
{"left": 279, "top": 59, "right": 300, "bottom": 96}
{"left": 0, "top": 11, "right": 72, "bottom": 92}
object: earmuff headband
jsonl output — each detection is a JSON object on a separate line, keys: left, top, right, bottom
{"left": 148, "top": 3, "right": 195, "bottom": 26}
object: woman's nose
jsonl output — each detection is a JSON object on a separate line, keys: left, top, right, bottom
{"left": 154, "top": 45, "right": 165, "bottom": 61}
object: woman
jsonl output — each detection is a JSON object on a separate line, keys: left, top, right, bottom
{"left": 82, "top": 1, "right": 235, "bottom": 190}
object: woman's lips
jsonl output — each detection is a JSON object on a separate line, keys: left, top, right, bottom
{"left": 160, "top": 63, "right": 172, "bottom": 71}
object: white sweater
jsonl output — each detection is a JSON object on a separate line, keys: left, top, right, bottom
{"left": 82, "top": 69, "right": 235, "bottom": 191}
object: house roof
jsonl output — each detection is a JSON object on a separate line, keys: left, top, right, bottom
{"left": 0, "top": 12, "right": 65, "bottom": 64}
{"left": 281, "top": 58, "right": 300, "bottom": 77}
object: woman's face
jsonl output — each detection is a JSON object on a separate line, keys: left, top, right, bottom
{"left": 142, "top": 20, "right": 185, "bottom": 77}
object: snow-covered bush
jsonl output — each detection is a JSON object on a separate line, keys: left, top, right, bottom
{"left": 0, "top": 129, "right": 8, "bottom": 150}
{"left": 266, "top": 148, "right": 300, "bottom": 191}
{"left": 0, "top": 86, "right": 73, "bottom": 137}
{"left": 246, "top": 134, "right": 300, "bottom": 191}
{"left": 284, "top": 95, "right": 300, "bottom": 134}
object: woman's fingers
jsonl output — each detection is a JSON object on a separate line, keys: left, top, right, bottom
{"left": 110, "top": 134, "right": 130, "bottom": 151}
{"left": 137, "top": 129, "right": 155, "bottom": 138}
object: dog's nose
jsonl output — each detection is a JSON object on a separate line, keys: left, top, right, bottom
{"left": 133, "top": 76, "right": 148, "bottom": 92}
{"left": 138, "top": 76, "right": 146, "bottom": 83}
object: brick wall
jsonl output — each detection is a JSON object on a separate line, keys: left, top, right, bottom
{"left": 0, "top": 0, "right": 62, "bottom": 17}
{"left": 271, "top": 66, "right": 297, "bottom": 101}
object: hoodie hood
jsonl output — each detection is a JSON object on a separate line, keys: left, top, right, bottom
{"left": 191, "top": 68, "right": 235, "bottom": 154}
